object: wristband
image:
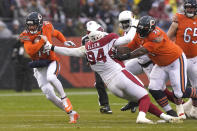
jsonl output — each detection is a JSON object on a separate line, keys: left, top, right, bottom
{"left": 51, "top": 45, "right": 55, "bottom": 51}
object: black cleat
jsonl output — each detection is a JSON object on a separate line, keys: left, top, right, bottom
{"left": 121, "top": 102, "right": 138, "bottom": 113}
{"left": 167, "top": 109, "right": 178, "bottom": 117}
{"left": 100, "top": 105, "right": 112, "bottom": 114}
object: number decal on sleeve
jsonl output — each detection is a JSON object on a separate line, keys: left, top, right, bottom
{"left": 86, "top": 48, "right": 106, "bottom": 65}
{"left": 184, "top": 27, "right": 197, "bottom": 44}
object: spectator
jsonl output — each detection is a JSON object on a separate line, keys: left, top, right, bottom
{"left": 98, "top": 3, "right": 115, "bottom": 33}
{"left": 63, "top": 18, "right": 77, "bottom": 36}
{"left": 81, "top": 0, "right": 99, "bottom": 18}
{"left": 0, "top": 20, "right": 13, "bottom": 38}
{"left": 12, "top": 19, "right": 21, "bottom": 35}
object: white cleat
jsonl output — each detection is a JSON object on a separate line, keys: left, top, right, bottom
{"left": 160, "top": 113, "right": 183, "bottom": 123}
{"left": 190, "top": 106, "right": 197, "bottom": 119}
{"left": 176, "top": 104, "right": 186, "bottom": 120}
{"left": 183, "top": 99, "right": 192, "bottom": 118}
{"left": 136, "top": 111, "right": 155, "bottom": 124}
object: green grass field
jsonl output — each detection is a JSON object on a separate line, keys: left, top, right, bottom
{"left": 0, "top": 88, "right": 196, "bottom": 131}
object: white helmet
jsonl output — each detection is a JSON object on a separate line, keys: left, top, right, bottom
{"left": 86, "top": 21, "right": 104, "bottom": 32}
{"left": 118, "top": 10, "right": 135, "bottom": 33}
{"left": 88, "top": 30, "right": 105, "bottom": 42}
{"left": 86, "top": 21, "right": 105, "bottom": 42}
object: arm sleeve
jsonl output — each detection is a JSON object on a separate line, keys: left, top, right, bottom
{"left": 54, "top": 46, "right": 86, "bottom": 57}
{"left": 114, "top": 27, "right": 137, "bottom": 46}
{"left": 52, "top": 29, "right": 67, "bottom": 43}
{"left": 24, "top": 39, "right": 45, "bottom": 56}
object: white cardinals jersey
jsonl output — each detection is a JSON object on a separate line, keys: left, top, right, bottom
{"left": 85, "top": 33, "right": 125, "bottom": 84}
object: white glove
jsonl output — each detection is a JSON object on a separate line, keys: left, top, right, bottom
{"left": 43, "top": 41, "right": 53, "bottom": 53}
{"left": 64, "top": 41, "right": 76, "bottom": 47}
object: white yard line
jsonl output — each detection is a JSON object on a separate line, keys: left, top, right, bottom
{"left": 0, "top": 91, "right": 111, "bottom": 97}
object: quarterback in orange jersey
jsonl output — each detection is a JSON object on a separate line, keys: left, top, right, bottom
{"left": 19, "top": 12, "right": 79, "bottom": 123}
{"left": 167, "top": 0, "right": 197, "bottom": 119}
{"left": 114, "top": 15, "right": 197, "bottom": 120}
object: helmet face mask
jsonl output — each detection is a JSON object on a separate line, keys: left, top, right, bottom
{"left": 26, "top": 12, "right": 43, "bottom": 34}
{"left": 137, "top": 16, "right": 156, "bottom": 38}
{"left": 119, "top": 20, "right": 131, "bottom": 32}
{"left": 184, "top": 0, "right": 197, "bottom": 17}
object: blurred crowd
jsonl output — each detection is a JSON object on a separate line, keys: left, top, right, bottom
{"left": 0, "top": 0, "right": 185, "bottom": 38}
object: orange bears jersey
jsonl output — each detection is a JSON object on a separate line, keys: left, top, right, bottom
{"left": 128, "top": 27, "right": 183, "bottom": 66}
{"left": 175, "top": 13, "right": 197, "bottom": 58}
{"left": 19, "top": 21, "right": 66, "bottom": 61}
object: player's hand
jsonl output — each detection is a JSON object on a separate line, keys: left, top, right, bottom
{"left": 64, "top": 41, "right": 76, "bottom": 47}
{"left": 39, "top": 35, "right": 48, "bottom": 42}
{"left": 43, "top": 41, "right": 52, "bottom": 53}
{"left": 111, "top": 47, "right": 130, "bottom": 60}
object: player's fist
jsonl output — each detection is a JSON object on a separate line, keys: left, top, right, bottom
{"left": 44, "top": 41, "right": 53, "bottom": 52}
{"left": 64, "top": 41, "right": 76, "bottom": 47}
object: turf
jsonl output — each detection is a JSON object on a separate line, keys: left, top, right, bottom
{"left": 0, "top": 88, "right": 196, "bottom": 131}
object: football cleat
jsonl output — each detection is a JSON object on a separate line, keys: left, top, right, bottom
{"left": 166, "top": 109, "right": 178, "bottom": 117}
{"left": 136, "top": 111, "right": 155, "bottom": 124}
{"left": 100, "top": 105, "right": 112, "bottom": 114}
{"left": 183, "top": 98, "right": 192, "bottom": 118}
{"left": 176, "top": 104, "right": 186, "bottom": 120}
{"left": 160, "top": 113, "right": 183, "bottom": 123}
{"left": 69, "top": 111, "right": 80, "bottom": 124}
{"left": 190, "top": 106, "right": 197, "bottom": 119}
{"left": 121, "top": 102, "right": 138, "bottom": 113}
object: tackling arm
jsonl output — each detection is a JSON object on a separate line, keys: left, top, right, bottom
{"left": 114, "top": 46, "right": 148, "bottom": 60}
{"left": 53, "top": 46, "right": 85, "bottom": 57}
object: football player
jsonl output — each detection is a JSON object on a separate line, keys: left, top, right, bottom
{"left": 81, "top": 21, "right": 112, "bottom": 114}
{"left": 19, "top": 12, "right": 79, "bottom": 123}
{"left": 43, "top": 21, "right": 181, "bottom": 124}
{"left": 114, "top": 15, "right": 197, "bottom": 119}
{"left": 118, "top": 10, "right": 177, "bottom": 116}
{"left": 167, "top": 0, "right": 197, "bottom": 118}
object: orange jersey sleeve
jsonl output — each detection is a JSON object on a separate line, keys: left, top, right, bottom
{"left": 52, "top": 29, "right": 67, "bottom": 43}
{"left": 175, "top": 13, "right": 197, "bottom": 58}
{"left": 23, "top": 38, "right": 45, "bottom": 56}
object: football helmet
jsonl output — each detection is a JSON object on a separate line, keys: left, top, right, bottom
{"left": 137, "top": 16, "right": 156, "bottom": 38}
{"left": 184, "top": 0, "right": 197, "bottom": 17}
{"left": 118, "top": 10, "right": 135, "bottom": 33}
{"left": 25, "top": 12, "right": 43, "bottom": 34}
{"left": 86, "top": 21, "right": 106, "bottom": 42}
{"left": 88, "top": 30, "right": 105, "bottom": 42}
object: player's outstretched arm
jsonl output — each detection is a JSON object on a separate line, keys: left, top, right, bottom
{"left": 114, "top": 19, "right": 138, "bottom": 46}
{"left": 52, "top": 29, "right": 76, "bottom": 47}
{"left": 44, "top": 41, "right": 85, "bottom": 57}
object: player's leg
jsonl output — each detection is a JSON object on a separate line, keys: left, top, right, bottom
{"left": 122, "top": 59, "right": 143, "bottom": 112}
{"left": 94, "top": 72, "right": 112, "bottom": 114}
{"left": 183, "top": 57, "right": 197, "bottom": 118}
{"left": 47, "top": 61, "right": 79, "bottom": 123}
{"left": 148, "top": 65, "right": 176, "bottom": 116}
{"left": 118, "top": 70, "right": 179, "bottom": 123}
{"left": 168, "top": 54, "right": 187, "bottom": 119}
